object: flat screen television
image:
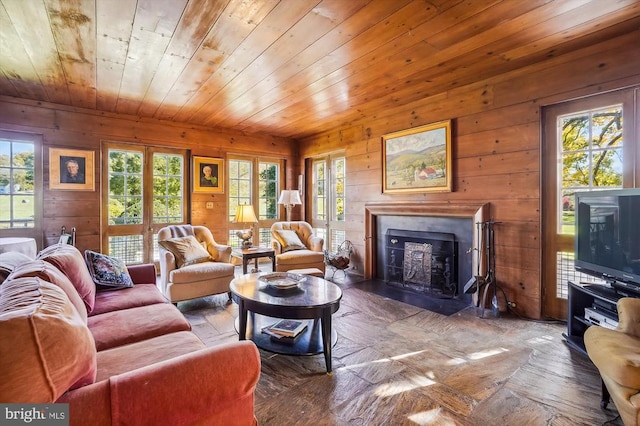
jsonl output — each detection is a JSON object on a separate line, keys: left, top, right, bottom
{"left": 575, "top": 188, "right": 640, "bottom": 294}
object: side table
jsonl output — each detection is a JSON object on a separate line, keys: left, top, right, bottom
{"left": 231, "top": 247, "right": 276, "bottom": 274}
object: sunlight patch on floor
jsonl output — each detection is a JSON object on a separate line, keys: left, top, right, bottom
{"left": 526, "top": 335, "right": 555, "bottom": 345}
{"left": 374, "top": 375, "right": 437, "bottom": 398}
{"left": 407, "top": 407, "right": 457, "bottom": 425}
{"left": 340, "top": 350, "right": 429, "bottom": 371}
{"left": 446, "top": 347, "right": 509, "bottom": 365}
{"left": 468, "top": 347, "right": 508, "bottom": 360}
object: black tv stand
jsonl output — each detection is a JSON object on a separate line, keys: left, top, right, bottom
{"left": 564, "top": 281, "right": 628, "bottom": 356}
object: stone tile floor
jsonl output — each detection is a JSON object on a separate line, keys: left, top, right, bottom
{"left": 177, "top": 266, "right": 623, "bottom": 425}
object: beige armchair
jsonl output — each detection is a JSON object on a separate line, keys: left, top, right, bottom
{"left": 158, "top": 225, "right": 234, "bottom": 303}
{"left": 585, "top": 297, "right": 640, "bottom": 425}
{"left": 270, "top": 221, "right": 325, "bottom": 274}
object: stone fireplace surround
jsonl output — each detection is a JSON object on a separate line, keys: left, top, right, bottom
{"left": 364, "top": 201, "right": 490, "bottom": 287}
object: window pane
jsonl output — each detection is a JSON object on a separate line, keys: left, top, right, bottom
{"left": 259, "top": 162, "right": 279, "bottom": 220}
{"left": 561, "top": 114, "right": 589, "bottom": 151}
{"left": 333, "top": 157, "right": 345, "bottom": 222}
{"left": 108, "top": 150, "right": 144, "bottom": 225}
{"left": 592, "top": 108, "right": 623, "bottom": 148}
{"left": 152, "top": 153, "right": 184, "bottom": 224}
{"left": 592, "top": 149, "right": 623, "bottom": 187}
{"left": 560, "top": 189, "right": 576, "bottom": 234}
{"left": 229, "top": 159, "right": 252, "bottom": 221}
{"left": 314, "top": 161, "right": 326, "bottom": 221}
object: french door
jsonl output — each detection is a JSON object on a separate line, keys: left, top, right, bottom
{"left": 228, "top": 155, "right": 284, "bottom": 248}
{"left": 310, "top": 153, "right": 346, "bottom": 252}
{"left": 101, "top": 141, "right": 187, "bottom": 264}
{"left": 541, "top": 88, "right": 638, "bottom": 319}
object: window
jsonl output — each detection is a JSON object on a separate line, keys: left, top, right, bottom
{"left": 0, "top": 138, "right": 35, "bottom": 229}
{"left": 228, "top": 156, "right": 283, "bottom": 248}
{"left": 559, "top": 105, "right": 623, "bottom": 235}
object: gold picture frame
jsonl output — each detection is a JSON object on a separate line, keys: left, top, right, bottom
{"left": 193, "top": 156, "right": 224, "bottom": 193}
{"left": 49, "top": 148, "right": 95, "bottom": 191}
{"left": 382, "top": 120, "right": 452, "bottom": 194}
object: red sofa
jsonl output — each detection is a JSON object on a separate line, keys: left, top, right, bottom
{"left": 0, "top": 245, "right": 260, "bottom": 425}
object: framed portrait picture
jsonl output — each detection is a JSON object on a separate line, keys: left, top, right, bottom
{"left": 382, "top": 120, "right": 452, "bottom": 194}
{"left": 49, "top": 148, "right": 95, "bottom": 191}
{"left": 193, "top": 156, "right": 224, "bottom": 194}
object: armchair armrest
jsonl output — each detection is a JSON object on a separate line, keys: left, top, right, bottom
{"left": 126, "top": 263, "right": 157, "bottom": 285}
{"left": 210, "top": 243, "right": 232, "bottom": 263}
{"left": 109, "top": 341, "right": 260, "bottom": 425}
{"left": 272, "top": 239, "right": 283, "bottom": 254}
{"left": 309, "top": 236, "right": 324, "bottom": 252}
{"left": 616, "top": 297, "right": 640, "bottom": 337}
{"left": 158, "top": 249, "right": 177, "bottom": 290}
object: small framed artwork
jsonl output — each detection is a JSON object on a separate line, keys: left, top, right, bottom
{"left": 49, "top": 148, "right": 95, "bottom": 191}
{"left": 193, "top": 156, "right": 224, "bottom": 193}
{"left": 382, "top": 120, "right": 452, "bottom": 194}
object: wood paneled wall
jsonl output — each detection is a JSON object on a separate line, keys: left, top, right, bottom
{"left": 299, "top": 30, "right": 640, "bottom": 319}
{"left": 0, "top": 98, "right": 297, "bottom": 252}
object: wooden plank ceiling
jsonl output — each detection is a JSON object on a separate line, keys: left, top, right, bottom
{"left": 1, "top": 0, "right": 639, "bottom": 139}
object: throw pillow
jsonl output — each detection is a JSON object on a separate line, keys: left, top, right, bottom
{"left": 84, "top": 250, "right": 134, "bottom": 290}
{"left": 37, "top": 244, "right": 97, "bottom": 313}
{"left": 159, "top": 235, "right": 212, "bottom": 268}
{"left": 275, "top": 230, "right": 306, "bottom": 252}
{"left": 0, "top": 277, "right": 97, "bottom": 402}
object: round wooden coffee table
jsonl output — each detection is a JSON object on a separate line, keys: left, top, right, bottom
{"left": 230, "top": 273, "right": 342, "bottom": 373}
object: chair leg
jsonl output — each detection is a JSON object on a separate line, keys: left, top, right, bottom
{"left": 601, "top": 378, "right": 610, "bottom": 410}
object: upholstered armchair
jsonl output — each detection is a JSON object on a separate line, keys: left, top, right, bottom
{"left": 270, "top": 221, "right": 325, "bottom": 274}
{"left": 158, "top": 225, "right": 234, "bottom": 303}
{"left": 585, "top": 297, "right": 640, "bottom": 425}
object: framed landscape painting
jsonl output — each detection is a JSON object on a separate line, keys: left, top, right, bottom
{"left": 49, "top": 148, "right": 95, "bottom": 191}
{"left": 193, "top": 156, "right": 224, "bottom": 194}
{"left": 382, "top": 120, "right": 452, "bottom": 194}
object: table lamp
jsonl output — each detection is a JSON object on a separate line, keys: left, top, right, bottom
{"left": 233, "top": 204, "right": 258, "bottom": 248}
{"left": 278, "top": 190, "right": 302, "bottom": 222}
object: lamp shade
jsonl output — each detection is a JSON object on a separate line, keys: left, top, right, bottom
{"left": 233, "top": 204, "right": 258, "bottom": 224}
{"left": 277, "top": 190, "right": 302, "bottom": 206}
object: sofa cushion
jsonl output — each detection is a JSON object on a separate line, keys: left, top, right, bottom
{"left": 88, "top": 303, "right": 191, "bottom": 351}
{"left": 159, "top": 235, "right": 212, "bottom": 268}
{"left": 276, "top": 249, "right": 325, "bottom": 266}
{"left": 0, "top": 251, "right": 33, "bottom": 285}
{"left": 91, "top": 283, "right": 168, "bottom": 316}
{"left": 95, "top": 331, "right": 205, "bottom": 381}
{"left": 7, "top": 259, "right": 88, "bottom": 322}
{"left": 0, "top": 277, "right": 96, "bottom": 403}
{"left": 169, "top": 261, "right": 234, "bottom": 285}
{"left": 274, "top": 229, "right": 306, "bottom": 252}
{"left": 37, "top": 244, "right": 97, "bottom": 313}
{"left": 84, "top": 250, "right": 134, "bottom": 290}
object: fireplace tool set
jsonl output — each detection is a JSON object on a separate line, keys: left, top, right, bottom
{"left": 472, "top": 220, "right": 499, "bottom": 318}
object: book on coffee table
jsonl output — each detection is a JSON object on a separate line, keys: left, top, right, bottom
{"left": 263, "top": 319, "right": 307, "bottom": 337}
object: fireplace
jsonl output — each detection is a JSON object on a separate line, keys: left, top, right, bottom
{"left": 363, "top": 202, "right": 490, "bottom": 310}
{"left": 384, "top": 229, "right": 458, "bottom": 297}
